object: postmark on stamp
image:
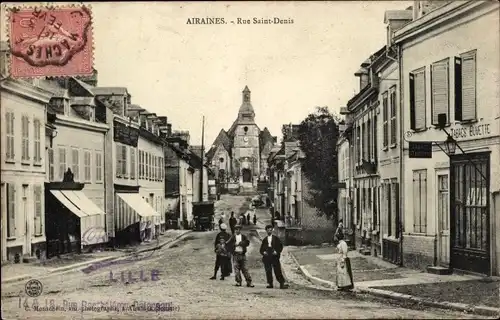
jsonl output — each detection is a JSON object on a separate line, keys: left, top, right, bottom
{"left": 7, "top": 5, "right": 93, "bottom": 78}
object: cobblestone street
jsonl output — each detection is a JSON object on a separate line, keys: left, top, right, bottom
{"left": 0, "top": 197, "right": 487, "bottom": 319}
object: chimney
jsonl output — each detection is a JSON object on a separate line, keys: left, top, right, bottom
{"left": 384, "top": 9, "right": 413, "bottom": 47}
{"left": 413, "top": 1, "right": 453, "bottom": 20}
{"left": 157, "top": 116, "right": 168, "bottom": 126}
{"left": 355, "top": 62, "right": 370, "bottom": 91}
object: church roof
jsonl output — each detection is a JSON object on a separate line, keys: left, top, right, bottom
{"left": 206, "top": 129, "right": 232, "bottom": 161}
{"left": 227, "top": 119, "right": 238, "bottom": 138}
{"left": 259, "top": 127, "right": 274, "bottom": 153}
{"left": 238, "top": 101, "right": 254, "bottom": 115}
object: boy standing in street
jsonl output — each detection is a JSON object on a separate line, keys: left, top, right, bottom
{"left": 210, "top": 237, "right": 230, "bottom": 280}
{"left": 227, "top": 225, "right": 254, "bottom": 287}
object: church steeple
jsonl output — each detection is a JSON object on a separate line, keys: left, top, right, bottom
{"left": 242, "top": 86, "right": 251, "bottom": 103}
{"left": 238, "top": 85, "right": 255, "bottom": 123}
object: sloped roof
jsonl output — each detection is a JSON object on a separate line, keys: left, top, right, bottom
{"left": 70, "top": 77, "right": 95, "bottom": 96}
{"left": 259, "top": 127, "right": 274, "bottom": 152}
{"left": 227, "top": 119, "right": 238, "bottom": 138}
{"left": 92, "top": 87, "right": 128, "bottom": 96}
{"left": 189, "top": 145, "right": 203, "bottom": 159}
{"left": 206, "top": 129, "right": 232, "bottom": 161}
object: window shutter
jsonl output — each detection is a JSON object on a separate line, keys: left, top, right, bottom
{"left": 395, "top": 183, "right": 400, "bottom": 238}
{"left": 420, "top": 172, "right": 427, "bottom": 232}
{"left": 415, "top": 72, "right": 426, "bottom": 130}
{"left": 116, "top": 144, "right": 121, "bottom": 176}
{"left": 454, "top": 57, "right": 463, "bottom": 121}
{"left": 409, "top": 73, "right": 416, "bottom": 130}
{"left": 431, "top": 62, "right": 449, "bottom": 125}
{"left": 7, "top": 183, "right": 16, "bottom": 236}
{"left": 461, "top": 55, "right": 476, "bottom": 121}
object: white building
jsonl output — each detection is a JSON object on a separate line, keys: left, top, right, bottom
{"left": 1, "top": 77, "right": 53, "bottom": 262}
{"left": 136, "top": 110, "right": 165, "bottom": 236}
{"left": 394, "top": 1, "right": 500, "bottom": 275}
{"left": 337, "top": 132, "right": 352, "bottom": 232}
{"left": 92, "top": 88, "right": 161, "bottom": 245}
{"left": 41, "top": 78, "right": 108, "bottom": 256}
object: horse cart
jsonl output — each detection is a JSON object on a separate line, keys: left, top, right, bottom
{"left": 192, "top": 201, "right": 215, "bottom": 231}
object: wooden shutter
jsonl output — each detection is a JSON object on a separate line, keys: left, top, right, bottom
{"left": 116, "top": 144, "right": 121, "bottom": 176}
{"left": 7, "top": 183, "right": 16, "bottom": 237}
{"left": 461, "top": 54, "right": 476, "bottom": 121}
{"left": 414, "top": 71, "right": 426, "bottom": 130}
{"left": 34, "top": 185, "right": 42, "bottom": 235}
{"left": 431, "top": 61, "right": 449, "bottom": 125}
{"left": 454, "top": 57, "right": 463, "bottom": 120}
{"left": 395, "top": 183, "right": 400, "bottom": 238}
{"left": 409, "top": 73, "right": 416, "bottom": 130}
{"left": 387, "top": 183, "right": 392, "bottom": 236}
{"left": 420, "top": 171, "right": 427, "bottom": 233}
{"left": 412, "top": 171, "right": 420, "bottom": 232}
{"left": 383, "top": 93, "right": 388, "bottom": 147}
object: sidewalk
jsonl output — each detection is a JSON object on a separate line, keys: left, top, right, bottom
{"left": 1, "top": 229, "right": 191, "bottom": 284}
{"left": 289, "top": 246, "right": 500, "bottom": 317}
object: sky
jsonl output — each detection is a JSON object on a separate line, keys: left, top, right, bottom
{"left": 3, "top": 1, "right": 411, "bottom": 146}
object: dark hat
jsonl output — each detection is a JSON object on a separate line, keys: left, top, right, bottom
{"left": 265, "top": 224, "right": 273, "bottom": 230}
{"left": 235, "top": 224, "right": 242, "bottom": 229}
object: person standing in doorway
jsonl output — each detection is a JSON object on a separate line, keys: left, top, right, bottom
{"left": 229, "top": 212, "right": 237, "bottom": 235}
{"left": 260, "top": 225, "right": 288, "bottom": 289}
{"left": 227, "top": 225, "right": 254, "bottom": 287}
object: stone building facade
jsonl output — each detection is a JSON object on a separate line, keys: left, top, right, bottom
{"left": 206, "top": 86, "right": 276, "bottom": 190}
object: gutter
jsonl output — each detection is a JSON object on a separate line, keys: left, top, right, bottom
{"left": 397, "top": 43, "right": 404, "bottom": 267}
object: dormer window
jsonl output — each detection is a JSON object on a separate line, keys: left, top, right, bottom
{"left": 50, "top": 97, "right": 70, "bottom": 115}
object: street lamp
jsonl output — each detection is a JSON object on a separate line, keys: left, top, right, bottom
{"left": 444, "top": 135, "right": 457, "bottom": 155}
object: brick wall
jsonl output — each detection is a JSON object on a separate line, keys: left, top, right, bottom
{"left": 402, "top": 234, "right": 434, "bottom": 270}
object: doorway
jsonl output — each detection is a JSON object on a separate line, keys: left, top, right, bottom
{"left": 436, "top": 172, "right": 450, "bottom": 267}
{"left": 450, "top": 152, "right": 490, "bottom": 275}
{"left": 242, "top": 169, "right": 252, "bottom": 183}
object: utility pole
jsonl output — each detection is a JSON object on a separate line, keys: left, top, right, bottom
{"left": 199, "top": 116, "right": 205, "bottom": 202}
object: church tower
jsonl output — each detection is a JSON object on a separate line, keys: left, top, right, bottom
{"left": 232, "top": 86, "right": 260, "bottom": 188}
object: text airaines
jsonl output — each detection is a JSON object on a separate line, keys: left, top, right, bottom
{"left": 186, "top": 18, "right": 226, "bottom": 25}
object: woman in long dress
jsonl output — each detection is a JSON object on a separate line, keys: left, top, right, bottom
{"left": 336, "top": 232, "right": 354, "bottom": 291}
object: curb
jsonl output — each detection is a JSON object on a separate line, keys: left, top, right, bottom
{"left": 288, "top": 251, "right": 500, "bottom": 317}
{"left": 1, "top": 231, "right": 193, "bottom": 285}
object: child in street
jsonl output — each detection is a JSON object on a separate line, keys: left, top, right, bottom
{"left": 253, "top": 214, "right": 257, "bottom": 225}
{"left": 211, "top": 237, "right": 230, "bottom": 280}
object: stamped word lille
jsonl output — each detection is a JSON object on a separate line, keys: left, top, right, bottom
{"left": 8, "top": 5, "right": 93, "bottom": 78}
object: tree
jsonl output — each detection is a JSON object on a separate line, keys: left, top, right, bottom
{"left": 297, "top": 106, "right": 340, "bottom": 223}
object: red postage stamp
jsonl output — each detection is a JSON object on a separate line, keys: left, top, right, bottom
{"left": 8, "top": 5, "right": 93, "bottom": 78}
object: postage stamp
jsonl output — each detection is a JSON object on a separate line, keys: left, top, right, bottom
{"left": 7, "top": 5, "right": 93, "bottom": 78}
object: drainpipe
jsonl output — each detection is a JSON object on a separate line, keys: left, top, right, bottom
{"left": 397, "top": 43, "right": 404, "bottom": 267}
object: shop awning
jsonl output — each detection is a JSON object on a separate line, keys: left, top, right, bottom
{"left": 117, "top": 193, "right": 160, "bottom": 217}
{"left": 50, "top": 190, "right": 106, "bottom": 218}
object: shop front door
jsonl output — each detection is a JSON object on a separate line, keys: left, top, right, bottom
{"left": 436, "top": 172, "right": 450, "bottom": 267}
{"left": 450, "top": 152, "right": 490, "bottom": 275}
